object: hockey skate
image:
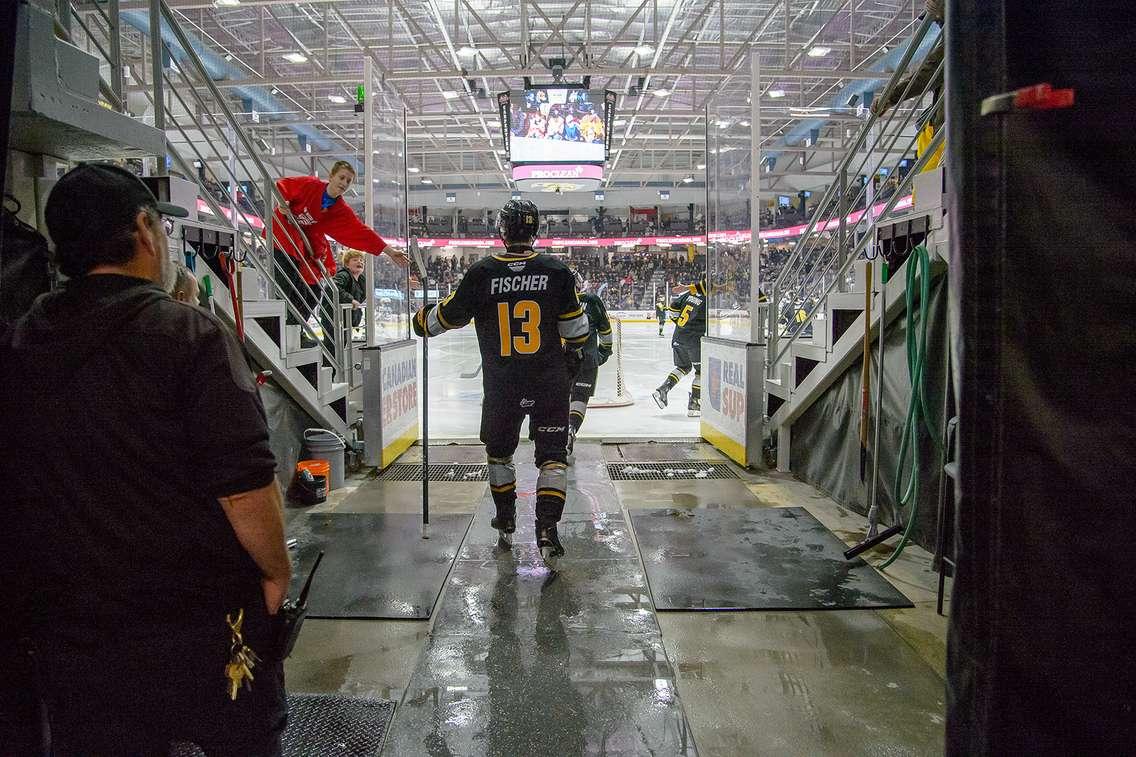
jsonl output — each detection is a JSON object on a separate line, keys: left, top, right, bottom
{"left": 536, "top": 522, "right": 565, "bottom": 571}
{"left": 687, "top": 396, "right": 701, "bottom": 417}
{"left": 491, "top": 515, "right": 516, "bottom": 546}
{"left": 652, "top": 385, "right": 669, "bottom": 409}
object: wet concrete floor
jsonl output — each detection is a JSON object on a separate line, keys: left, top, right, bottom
{"left": 285, "top": 441, "right": 948, "bottom": 756}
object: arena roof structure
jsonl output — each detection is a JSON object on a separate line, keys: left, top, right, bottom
{"left": 98, "top": 0, "right": 923, "bottom": 201}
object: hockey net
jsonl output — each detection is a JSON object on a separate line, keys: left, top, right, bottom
{"left": 590, "top": 317, "right": 635, "bottom": 408}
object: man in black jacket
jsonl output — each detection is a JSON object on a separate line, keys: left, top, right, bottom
{"left": 0, "top": 164, "right": 291, "bottom": 755}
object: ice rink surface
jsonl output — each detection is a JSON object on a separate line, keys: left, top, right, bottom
{"left": 414, "top": 320, "right": 701, "bottom": 440}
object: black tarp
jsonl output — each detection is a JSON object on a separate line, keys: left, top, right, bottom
{"left": 946, "top": 0, "right": 1136, "bottom": 753}
{"left": 791, "top": 273, "right": 950, "bottom": 552}
{"left": 259, "top": 380, "right": 324, "bottom": 491}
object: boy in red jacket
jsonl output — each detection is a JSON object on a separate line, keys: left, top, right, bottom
{"left": 269, "top": 160, "right": 408, "bottom": 348}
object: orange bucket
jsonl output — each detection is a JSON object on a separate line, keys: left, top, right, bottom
{"left": 296, "top": 459, "right": 331, "bottom": 482}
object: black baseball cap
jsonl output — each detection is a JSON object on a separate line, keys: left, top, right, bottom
{"left": 45, "top": 163, "right": 189, "bottom": 250}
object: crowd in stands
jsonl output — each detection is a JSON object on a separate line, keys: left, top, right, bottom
{"left": 410, "top": 209, "right": 704, "bottom": 240}
{"left": 401, "top": 243, "right": 807, "bottom": 315}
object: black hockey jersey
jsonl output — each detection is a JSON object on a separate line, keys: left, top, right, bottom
{"left": 669, "top": 284, "right": 708, "bottom": 340}
{"left": 579, "top": 291, "right": 613, "bottom": 362}
{"left": 414, "top": 248, "right": 589, "bottom": 386}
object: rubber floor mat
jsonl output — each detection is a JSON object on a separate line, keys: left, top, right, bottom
{"left": 629, "top": 507, "right": 914, "bottom": 611}
{"left": 287, "top": 512, "right": 472, "bottom": 619}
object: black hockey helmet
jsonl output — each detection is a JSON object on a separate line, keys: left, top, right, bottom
{"left": 497, "top": 199, "right": 540, "bottom": 246}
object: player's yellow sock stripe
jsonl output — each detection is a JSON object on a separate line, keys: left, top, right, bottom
{"left": 536, "top": 488, "right": 566, "bottom": 500}
{"left": 570, "top": 410, "right": 585, "bottom": 419}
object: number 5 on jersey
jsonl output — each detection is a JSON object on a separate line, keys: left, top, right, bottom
{"left": 498, "top": 300, "right": 541, "bottom": 356}
{"left": 677, "top": 304, "right": 694, "bottom": 327}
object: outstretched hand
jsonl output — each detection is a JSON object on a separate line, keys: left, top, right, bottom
{"left": 385, "top": 249, "right": 410, "bottom": 268}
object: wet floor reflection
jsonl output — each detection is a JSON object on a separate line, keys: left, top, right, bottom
{"left": 384, "top": 482, "right": 695, "bottom": 754}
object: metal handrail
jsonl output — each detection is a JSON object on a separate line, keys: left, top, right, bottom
{"left": 767, "top": 127, "right": 944, "bottom": 374}
{"left": 154, "top": 0, "right": 347, "bottom": 363}
{"left": 155, "top": 65, "right": 343, "bottom": 372}
{"left": 769, "top": 86, "right": 943, "bottom": 339}
{"left": 769, "top": 13, "right": 939, "bottom": 295}
{"left": 770, "top": 55, "right": 944, "bottom": 302}
{"left": 765, "top": 18, "right": 944, "bottom": 375}
{"left": 58, "top": 0, "right": 341, "bottom": 370}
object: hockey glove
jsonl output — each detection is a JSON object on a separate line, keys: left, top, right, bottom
{"left": 412, "top": 307, "right": 429, "bottom": 337}
{"left": 597, "top": 346, "right": 612, "bottom": 366}
{"left": 564, "top": 345, "right": 585, "bottom": 377}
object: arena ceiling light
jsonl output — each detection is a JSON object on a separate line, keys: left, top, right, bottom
{"left": 458, "top": 45, "right": 478, "bottom": 56}
{"left": 807, "top": 45, "right": 832, "bottom": 57}
{"left": 768, "top": 89, "right": 786, "bottom": 98}
{"left": 328, "top": 95, "right": 347, "bottom": 104}
{"left": 682, "top": 174, "right": 695, "bottom": 184}
{"left": 696, "top": 163, "right": 706, "bottom": 170}
{"left": 407, "top": 166, "right": 420, "bottom": 173}
{"left": 441, "top": 91, "right": 460, "bottom": 100}
{"left": 282, "top": 52, "right": 309, "bottom": 64}
{"left": 420, "top": 177, "right": 434, "bottom": 185}
{"left": 214, "top": 0, "right": 241, "bottom": 6}
{"left": 652, "top": 88, "right": 671, "bottom": 97}
{"left": 635, "top": 45, "right": 655, "bottom": 56}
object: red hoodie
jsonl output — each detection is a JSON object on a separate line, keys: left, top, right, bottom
{"left": 268, "top": 175, "right": 387, "bottom": 284}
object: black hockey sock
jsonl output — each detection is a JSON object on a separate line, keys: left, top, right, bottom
{"left": 488, "top": 455, "right": 517, "bottom": 519}
{"left": 691, "top": 382, "right": 701, "bottom": 401}
{"left": 569, "top": 401, "right": 587, "bottom": 436}
{"left": 535, "top": 462, "right": 568, "bottom": 523}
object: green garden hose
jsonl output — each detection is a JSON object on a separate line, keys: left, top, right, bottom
{"left": 879, "top": 244, "right": 937, "bottom": 569}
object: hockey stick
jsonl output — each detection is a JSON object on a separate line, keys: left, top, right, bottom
{"left": 409, "top": 237, "right": 430, "bottom": 538}
{"left": 460, "top": 363, "right": 482, "bottom": 379}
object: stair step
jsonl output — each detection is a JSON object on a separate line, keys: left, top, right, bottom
{"left": 242, "top": 300, "right": 285, "bottom": 319}
{"left": 765, "top": 377, "right": 789, "bottom": 400}
{"left": 239, "top": 267, "right": 270, "bottom": 301}
{"left": 284, "top": 325, "right": 301, "bottom": 353}
{"left": 317, "top": 365, "right": 335, "bottom": 394}
{"left": 284, "top": 346, "right": 321, "bottom": 368}
{"left": 319, "top": 381, "right": 349, "bottom": 404}
{"left": 827, "top": 292, "right": 866, "bottom": 311}
{"left": 792, "top": 343, "right": 828, "bottom": 362}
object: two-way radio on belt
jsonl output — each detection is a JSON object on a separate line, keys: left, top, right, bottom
{"left": 408, "top": 237, "right": 430, "bottom": 540}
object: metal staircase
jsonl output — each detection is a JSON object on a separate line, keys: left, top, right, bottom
{"left": 760, "top": 14, "right": 947, "bottom": 470}
{"left": 48, "top": 0, "right": 372, "bottom": 435}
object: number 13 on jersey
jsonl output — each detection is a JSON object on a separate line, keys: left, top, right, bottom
{"left": 498, "top": 300, "right": 542, "bottom": 356}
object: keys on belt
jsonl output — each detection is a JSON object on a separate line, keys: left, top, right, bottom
{"left": 224, "top": 608, "right": 261, "bottom": 701}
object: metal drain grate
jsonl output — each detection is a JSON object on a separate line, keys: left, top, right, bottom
{"left": 607, "top": 461, "right": 739, "bottom": 481}
{"left": 377, "top": 463, "right": 488, "bottom": 481}
{"left": 171, "top": 693, "right": 395, "bottom": 757}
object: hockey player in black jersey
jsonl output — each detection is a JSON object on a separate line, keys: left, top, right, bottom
{"left": 412, "top": 199, "right": 589, "bottom": 569}
{"left": 566, "top": 272, "right": 613, "bottom": 458}
{"left": 653, "top": 276, "right": 709, "bottom": 417}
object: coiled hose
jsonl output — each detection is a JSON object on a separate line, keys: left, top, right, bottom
{"left": 879, "top": 243, "right": 937, "bottom": 569}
